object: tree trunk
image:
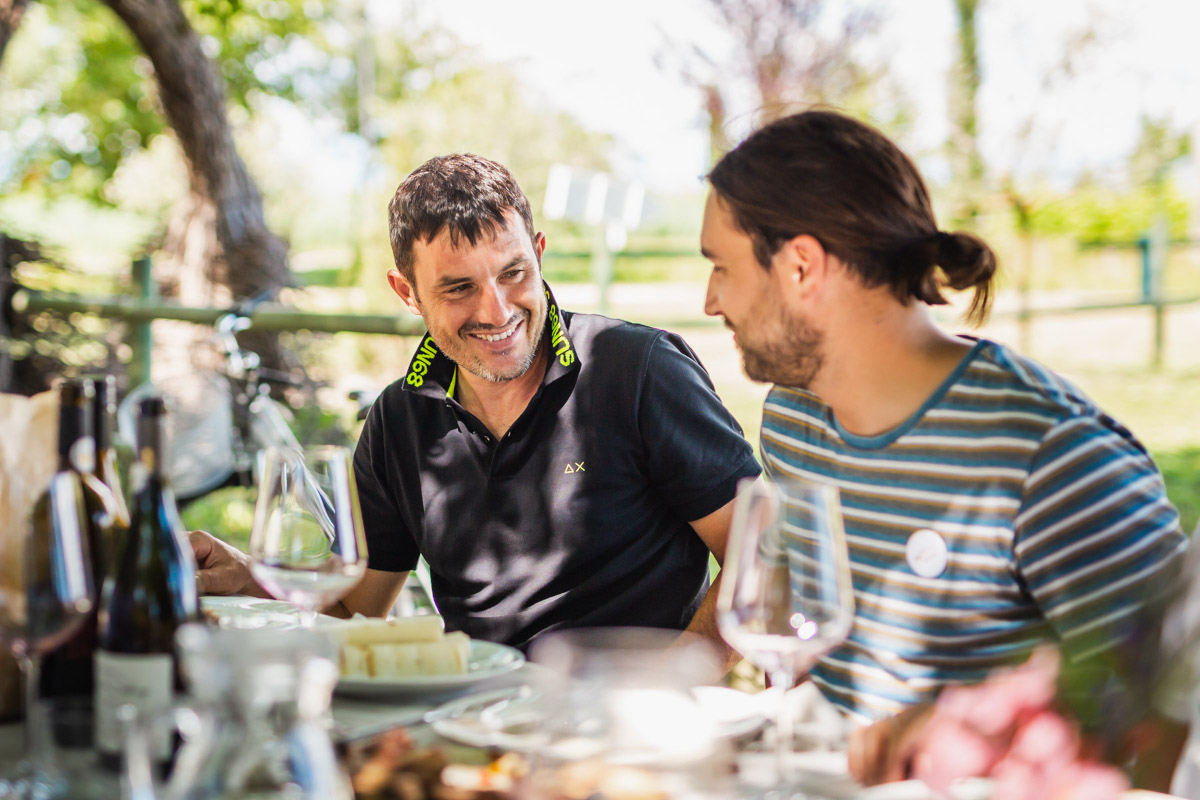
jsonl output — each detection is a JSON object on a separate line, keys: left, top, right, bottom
{"left": 0, "top": 0, "right": 30, "bottom": 66}
{"left": 0, "top": 235, "right": 11, "bottom": 393}
{"left": 948, "top": 0, "right": 985, "bottom": 227}
{"left": 100, "top": 0, "right": 292, "bottom": 303}
{"left": 101, "top": 0, "right": 294, "bottom": 372}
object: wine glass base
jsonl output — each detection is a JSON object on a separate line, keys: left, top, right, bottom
{"left": 0, "top": 760, "right": 65, "bottom": 800}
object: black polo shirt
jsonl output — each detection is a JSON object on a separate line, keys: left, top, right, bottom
{"left": 354, "top": 283, "right": 761, "bottom": 648}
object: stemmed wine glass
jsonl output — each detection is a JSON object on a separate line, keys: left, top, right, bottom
{"left": 717, "top": 475, "right": 855, "bottom": 793}
{"left": 0, "top": 472, "right": 95, "bottom": 799}
{"left": 248, "top": 445, "right": 367, "bottom": 627}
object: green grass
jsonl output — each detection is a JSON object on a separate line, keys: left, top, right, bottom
{"left": 1155, "top": 447, "right": 1200, "bottom": 534}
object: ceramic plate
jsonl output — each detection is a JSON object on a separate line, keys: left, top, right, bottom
{"left": 430, "top": 686, "right": 545, "bottom": 751}
{"left": 692, "top": 685, "right": 770, "bottom": 739}
{"left": 200, "top": 595, "right": 311, "bottom": 630}
{"left": 335, "top": 640, "right": 525, "bottom": 697}
{"left": 431, "top": 684, "right": 770, "bottom": 751}
{"left": 852, "top": 778, "right": 992, "bottom": 800}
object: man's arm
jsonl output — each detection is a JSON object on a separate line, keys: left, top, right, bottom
{"left": 326, "top": 568, "right": 408, "bottom": 619}
{"left": 684, "top": 498, "right": 739, "bottom": 673}
{"left": 191, "top": 530, "right": 408, "bottom": 618}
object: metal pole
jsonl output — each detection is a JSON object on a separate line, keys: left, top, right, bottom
{"left": 128, "top": 256, "right": 155, "bottom": 389}
{"left": 591, "top": 225, "right": 613, "bottom": 316}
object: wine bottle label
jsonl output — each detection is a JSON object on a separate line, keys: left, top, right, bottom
{"left": 94, "top": 651, "right": 173, "bottom": 759}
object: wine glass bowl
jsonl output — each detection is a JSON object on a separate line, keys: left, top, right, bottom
{"left": 0, "top": 471, "right": 95, "bottom": 798}
{"left": 248, "top": 445, "right": 367, "bottom": 625}
{"left": 716, "top": 476, "right": 854, "bottom": 789}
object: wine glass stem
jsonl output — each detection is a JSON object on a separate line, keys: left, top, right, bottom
{"left": 769, "top": 669, "right": 798, "bottom": 789}
{"left": 18, "top": 650, "right": 57, "bottom": 772}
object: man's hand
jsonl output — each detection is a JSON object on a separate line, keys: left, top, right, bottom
{"left": 189, "top": 530, "right": 268, "bottom": 597}
{"left": 848, "top": 703, "right": 935, "bottom": 786}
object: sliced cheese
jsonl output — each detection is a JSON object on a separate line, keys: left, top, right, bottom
{"left": 333, "top": 614, "right": 446, "bottom": 646}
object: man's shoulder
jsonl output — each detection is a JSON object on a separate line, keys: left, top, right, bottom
{"left": 564, "top": 311, "right": 681, "bottom": 371}
{"left": 964, "top": 339, "right": 1100, "bottom": 421}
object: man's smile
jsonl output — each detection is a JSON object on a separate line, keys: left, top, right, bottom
{"left": 464, "top": 317, "right": 523, "bottom": 345}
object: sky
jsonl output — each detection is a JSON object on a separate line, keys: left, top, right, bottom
{"left": 376, "top": 0, "right": 1200, "bottom": 195}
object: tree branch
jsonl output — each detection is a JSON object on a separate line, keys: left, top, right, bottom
{"left": 100, "top": 0, "right": 292, "bottom": 301}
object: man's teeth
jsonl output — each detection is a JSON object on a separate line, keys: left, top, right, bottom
{"left": 475, "top": 326, "right": 517, "bottom": 342}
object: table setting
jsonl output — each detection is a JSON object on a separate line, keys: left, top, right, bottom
{"left": 0, "top": 402, "right": 1191, "bottom": 800}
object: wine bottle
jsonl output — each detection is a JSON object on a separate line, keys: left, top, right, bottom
{"left": 94, "top": 395, "right": 200, "bottom": 766}
{"left": 38, "top": 378, "right": 121, "bottom": 745}
{"left": 91, "top": 374, "right": 130, "bottom": 533}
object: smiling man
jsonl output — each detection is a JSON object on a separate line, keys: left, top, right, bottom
{"left": 194, "top": 153, "right": 760, "bottom": 656}
{"left": 346, "top": 154, "right": 761, "bottom": 653}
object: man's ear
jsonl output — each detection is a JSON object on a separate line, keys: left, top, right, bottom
{"left": 387, "top": 269, "right": 423, "bottom": 316}
{"left": 534, "top": 231, "right": 547, "bottom": 267}
{"left": 773, "top": 234, "right": 829, "bottom": 300}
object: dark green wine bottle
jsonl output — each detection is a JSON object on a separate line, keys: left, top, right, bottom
{"left": 94, "top": 395, "right": 200, "bottom": 765}
{"left": 91, "top": 375, "right": 130, "bottom": 534}
{"left": 39, "top": 378, "right": 121, "bottom": 745}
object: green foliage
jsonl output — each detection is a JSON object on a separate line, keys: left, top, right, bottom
{"left": 1155, "top": 446, "right": 1200, "bottom": 535}
{"left": 0, "top": 0, "right": 338, "bottom": 204}
{"left": 1028, "top": 180, "right": 1191, "bottom": 243}
{"left": 180, "top": 486, "right": 256, "bottom": 551}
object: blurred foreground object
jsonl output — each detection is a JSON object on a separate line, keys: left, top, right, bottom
{"left": 0, "top": 391, "right": 60, "bottom": 720}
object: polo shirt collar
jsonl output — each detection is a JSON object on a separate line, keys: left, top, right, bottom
{"left": 400, "top": 281, "right": 580, "bottom": 400}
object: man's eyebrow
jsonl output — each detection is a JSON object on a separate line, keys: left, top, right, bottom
{"left": 436, "top": 274, "right": 471, "bottom": 288}
{"left": 700, "top": 245, "right": 716, "bottom": 260}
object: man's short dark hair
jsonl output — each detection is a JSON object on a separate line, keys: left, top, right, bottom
{"left": 388, "top": 154, "right": 536, "bottom": 290}
{"left": 709, "top": 109, "right": 996, "bottom": 324}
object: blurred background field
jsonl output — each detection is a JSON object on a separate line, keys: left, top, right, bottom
{"left": 2, "top": 0, "right": 1199, "bottom": 533}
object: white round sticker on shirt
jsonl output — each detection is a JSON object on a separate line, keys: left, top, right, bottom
{"left": 906, "top": 529, "right": 948, "bottom": 578}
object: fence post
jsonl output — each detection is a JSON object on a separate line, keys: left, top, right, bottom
{"left": 128, "top": 256, "right": 155, "bottom": 388}
{"left": 1148, "top": 218, "right": 1167, "bottom": 370}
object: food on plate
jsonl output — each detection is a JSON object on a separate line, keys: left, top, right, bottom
{"left": 335, "top": 614, "right": 446, "bottom": 646}
{"left": 528, "top": 760, "right": 668, "bottom": 800}
{"left": 344, "top": 726, "right": 522, "bottom": 800}
{"left": 329, "top": 615, "right": 471, "bottom": 678}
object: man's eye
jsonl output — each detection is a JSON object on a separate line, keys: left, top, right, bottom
{"left": 447, "top": 284, "right": 470, "bottom": 294}
{"left": 504, "top": 269, "right": 523, "bottom": 280}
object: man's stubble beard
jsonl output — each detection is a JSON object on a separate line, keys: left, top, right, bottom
{"left": 465, "top": 308, "right": 547, "bottom": 382}
{"left": 735, "top": 304, "right": 824, "bottom": 389}
{"left": 420, "top": 298, "right": 548, "bottom": 384}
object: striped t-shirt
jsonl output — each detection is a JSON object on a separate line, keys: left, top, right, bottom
{"left": 761, "top": 337, "right": 1187, "bottom": 723}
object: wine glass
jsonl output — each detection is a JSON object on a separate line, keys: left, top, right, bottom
{"left": 716, "top": 475, "right": 855, "bottom": 793}
{"left": 0, "top": 472, "right": 95, "bottom": 799}
{"left": 248, "top": 445, "right": 367, "bottom": 627}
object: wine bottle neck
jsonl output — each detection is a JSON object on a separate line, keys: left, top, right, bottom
{"left": 135, "top": 413, "right": 168, "bottom": 484}
{"left": 92, "top": 378, "right": 116, "bottom": 452}
{"left": 58, "top": 383, "right": 95, "bottom": 473}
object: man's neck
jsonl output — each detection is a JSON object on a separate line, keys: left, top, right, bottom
{"left": 809, "top": 296, "right": 973, "bottom": 438}
{"left": 455, "top": 340, "right": 550, "bottom": 439}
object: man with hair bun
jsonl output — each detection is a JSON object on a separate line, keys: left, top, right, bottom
{"left": 701, "top": 109, "right": 1187, "bottom": 785}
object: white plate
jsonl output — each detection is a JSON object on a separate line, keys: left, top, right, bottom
{"left": 431, "top": 684, "right": 769, "bottom": 751}
{"left": 430, "top": 687, "right": 545, "bottom": 751}
{"left": 692, "top": 685, "right": 769, "bottom": 739}
{"left": 853, "top": 778, "right": 992, "bottom": 800}
{"left": 200, "top": 595, "right": 308, "bottom": 630}
{"left": 335, "top": 640, "right": 525, "bottom": 697}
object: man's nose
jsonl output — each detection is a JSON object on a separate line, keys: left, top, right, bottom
{"left": 476, "top": 283, "right": 513, "bottom": 327}
{"left": 703, "top": 274, "right": 721, "bottom": 317}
